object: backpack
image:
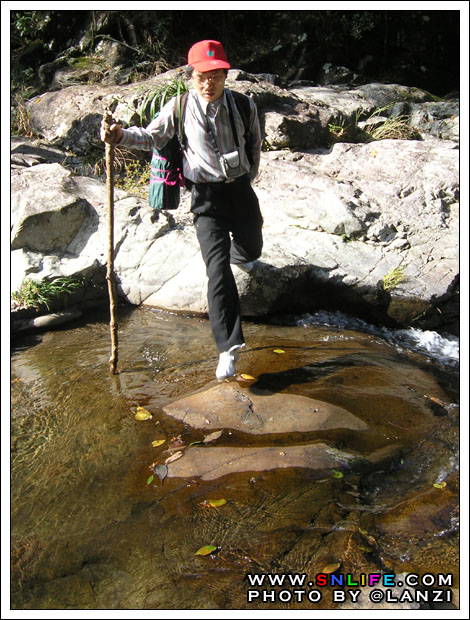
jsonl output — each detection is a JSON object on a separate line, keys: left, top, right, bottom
{"left": 148, "top": 90, "right": 253, "bottom": 211}
{"left": 148, "top": 93, "right": 188, "bottom": 211}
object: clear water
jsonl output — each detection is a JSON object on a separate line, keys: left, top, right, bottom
{"left": 283, "top": 310, "right": 459, "bottom": 366}
{"left": 10, "top": 306, "right": 460, "bottom": 610}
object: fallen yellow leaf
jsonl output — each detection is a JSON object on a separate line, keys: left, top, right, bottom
{"left": 135, "top": 406, "right": 152, "bottom": 421}
{"left": 207, "top": 499, "right": 227, "bottom": 508}
{"left": 433, "top": 481, "right": 447, "bottom": 489}
{"left": 240, "top": 373, "right": 256, "bottom": 381}
{"left": 195, "top": 545, "right": 218, "bottom": 556}
{"left": 273, "top": 349, "right": 285, "bottom": 354}
{"left": 152, "top": 439, "right": 166, "bottom": 447}
{"left": 322, "top": 562, "right": 341, "bottom": 574}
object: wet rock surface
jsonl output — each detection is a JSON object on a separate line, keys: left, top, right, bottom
{"left": 166, "top": 443, "right": 358, "bottom": 481}
{"left": 163, "top": 382, "right": 368, "bottom": 434}
{"left": 162, "top": 381, "right": 368, "bottom": 482}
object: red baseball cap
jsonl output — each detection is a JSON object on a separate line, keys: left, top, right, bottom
{"left": 187, "top": 40, "right": 231, "bottom": 72}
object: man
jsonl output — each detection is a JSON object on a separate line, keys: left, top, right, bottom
{"left": 101, "top": 40, "right": 263, "bottom": 380}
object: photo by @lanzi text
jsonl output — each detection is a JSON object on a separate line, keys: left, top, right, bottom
{"left": 246, "top": 572, "right": 454, "bottom": 605}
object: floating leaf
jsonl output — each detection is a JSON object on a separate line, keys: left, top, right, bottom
{"left": 203, "top": 430, "right": 223, "bottom": 444}
{"left": 433, "top": 481, "right": 447, "bottom": 489}
{"left": 147, "top": 474, "right": 154, "bottom": 485}
{"left": 195, "top": 545, "right": 218, "bottom": 556}
{"left": 203, "top": 499, "right": 227, "bottom": 508}
{"left": 322, "top": 562, "right": 341, "bottom": 574}
{"left": 165, "top": 450, "right": 183, "bottom": 465}
{"left": 332, "top": 470, "right": 343, "bottom": 479}
{"left": 152, "top": 439, "right": 166, "bottom": 447}
{"left": 273, "top": 349, "right": 285, "bottom": 354}
{"left": 154, "top": 464, "right": 168, "bottom": 481}
{"left": 135, "top": 406, "right": 152, "bottom": 421}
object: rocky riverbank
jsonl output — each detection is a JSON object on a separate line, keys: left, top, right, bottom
{"left": 11, "top": 68, "right": 459, "bottom": 334}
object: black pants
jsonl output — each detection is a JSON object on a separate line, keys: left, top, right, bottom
{"left": 191, "top": 175, "right": 263, "bottom": 353}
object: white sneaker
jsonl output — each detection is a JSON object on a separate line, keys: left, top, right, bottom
{"left": 216, "top": 343, "right": 245, "bottom": 379}
{"left": 232, "top": 261, "right": 255, "bottom": 273}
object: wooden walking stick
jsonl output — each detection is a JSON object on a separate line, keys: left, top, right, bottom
{"left": 103, "top": 109, "right": 119, "bottom": 374}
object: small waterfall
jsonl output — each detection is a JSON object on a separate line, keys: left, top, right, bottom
{"left": 285, "top": 311, "right": 459, "bottom": 367}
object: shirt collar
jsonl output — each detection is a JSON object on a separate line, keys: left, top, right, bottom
{"left": 193, "top": 89, "right": 228, "bottom": 114}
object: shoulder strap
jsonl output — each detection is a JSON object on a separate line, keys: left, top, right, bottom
{"left": 174, "top": 92, "right": 189, "bottom": 144}
{"left": 227, "top": 90, "right": 254, "bottom": 164}
{"left": 226, "top": 96, "right": 240, "bottom": 149}
{"left": 229, "top": 90, "right": 252, "bottom": 134}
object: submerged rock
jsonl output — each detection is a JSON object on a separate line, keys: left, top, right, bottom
{"left": 11, "top": 308, "right": 83, "bottom": 333}
{"left": 166, "top": 443, "right": 357, "bottom": 481}
{"left": 162, "top": 382, "right": 368, "bottom": 434}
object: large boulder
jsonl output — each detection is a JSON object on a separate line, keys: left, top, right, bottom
{"left": 11, "top": 163, "right": 91, "bottom": 252}
{"left": 12, "top": 68, "right": 459, "bottom": 331}
{"left": 10, "top": 130, "right": 459, "bottom": 331}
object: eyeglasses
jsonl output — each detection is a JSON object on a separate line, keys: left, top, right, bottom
{"left": 193, "top": 73, "right": 226, "bottom": 84}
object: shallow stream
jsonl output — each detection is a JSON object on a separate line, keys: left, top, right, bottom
{"left": 10, "top": 306, "right": 459, "bottom": 610}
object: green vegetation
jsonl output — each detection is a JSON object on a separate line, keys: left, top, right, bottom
{"left": 115, "top": 160, "right": 151, "bottom": 197}
{"left": 363, "top": 114, "right": 415, "bottom": 141}
{"left": 11, "top": 90, "right": 37, "bottom": 137}
{"left": 361, "top": 104, "right": 420, "bottom": 142}
{"left": 328, "top": 104, "right": 420, "bottom": 144}
{"left": 11, "top": 11, "right": 50, "bottom": 44}
{"left": 68, "top": 56, "right": 104, "bottom": 71}
{"left": 382, "top": 266, "right": 406, "bottom": 292}
{"left": 328, "top": 120, "right": 347, "bottom": 140}
{"left": 10, "top": 10, "right": 459, "bottom": 98}
{"left": 11, "top": 12, "right": 51, "bottom": 133}
{"left": 137, "top": 75, "right": 189, "bottom": 126}
{"left": 11, "top": 276, "right": 85, "bottom": 311}
{"left": 79, "top": 144, "right": 145, "bottom": 180}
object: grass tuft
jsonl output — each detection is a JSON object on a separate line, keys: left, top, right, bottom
{"left": 138, "top": 75, "right": 189, "bottom": 125}
{"left": 11, "top": 277, "right": 85, "bottom": 311}
{"left": 361, "top": 104, "right": 420, "bottom": 142}
{"left": 382, "top": 266, "right": 406, "bottom": 291}
{"left": 115, "top": 160, "right": 151, "bottom": 197}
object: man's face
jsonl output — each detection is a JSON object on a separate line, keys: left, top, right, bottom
{"left": 191, "top": 69, "right": 226, "bottom": 102}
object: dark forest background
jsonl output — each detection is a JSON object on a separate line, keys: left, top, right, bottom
{"left": 11, "top": 9, "right": 461, "bottom": 98}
